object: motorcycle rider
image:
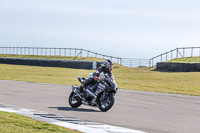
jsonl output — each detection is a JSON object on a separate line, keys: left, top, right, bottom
{"left": 79, "top": 59, "right": 113, "bottom": 94}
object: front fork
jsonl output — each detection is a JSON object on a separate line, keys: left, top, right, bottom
{"left": 101, "top": 91, "right": 114, "bottom": 105}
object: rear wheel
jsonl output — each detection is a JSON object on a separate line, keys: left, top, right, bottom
{"left": 97, "top": 93, "right": 115, "bottom": 112}
{"left": 68, "top": 91, "right": 82, "bottom": 108}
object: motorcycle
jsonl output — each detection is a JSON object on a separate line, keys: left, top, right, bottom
{"left": 68, "top": 72, "right": 118, "bottom": 112}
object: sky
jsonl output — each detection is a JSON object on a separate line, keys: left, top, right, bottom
{"left": 0, "top": 0, "right": 200, "bottom": 59}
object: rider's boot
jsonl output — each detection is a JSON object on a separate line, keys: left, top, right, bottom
{"left": 78, "top": 79, "right": 88, "bottom": 93}
{"left": 79, "top": 85, "right": 84, "bottom": 93}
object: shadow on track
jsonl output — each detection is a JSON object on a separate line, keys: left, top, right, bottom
{"left": 48, "top": 107, "right": 100, "bottom": 112}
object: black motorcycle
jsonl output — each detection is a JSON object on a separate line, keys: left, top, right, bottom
{"left": 68, "top": 73, "right": 118, "bottom": 112}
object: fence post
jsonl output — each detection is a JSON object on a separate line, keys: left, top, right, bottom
{"left": 161, "top": 54, "right": 162, "bottom": 62}
{"left": 49, "top": 48, "right": 50, "bottom": 56}
{"left": 32, "top": 47, "right": 34, "bottom": 55}
{"left": 176, "top": 48, "right": 178, "bottom": 58}
{"left": 183, "top": 48, "right": 185, "bottom": 57}
{"left": 45, "top": 48, "right": 47, "bottom": 55}
{"left": 152, "top": 58, "right": 154, "bottom": 67}
{"left": 149, "top": 59, "right": 151, "bottom": 68}
{"left": 10, "top": 47, "right": 12, "bottom": 54}
{"left": 191, "top": 47, "right": 193, "bottom": 57}
{"left": 64, "top": 48, "right": 66, "bottom": 56}
{"left": 5, "top": 47, "right": 7, "bottom": 54}
{"left": 28, "top": 47, "right": 30, "bottom": 55}
{"left": 59, "top": 48, "right": 61, "bottom": 56}
{"left": 23, "top": 47, "right": 25, "bottom": 55}
{"left": 20, "top": 47, "right": 22, "bottom": 55}
{"left": 75, "top": 49, "right": 76, "bottom": 56}
{"left": 41, "top": 48, "right": 43, "bottom": 55}
{"left": 166, "top": 52, "right": 167, "bottom": 61}
{"left": 171, "top": 50, "right": 173, "bottom": 59}
{"left": 87, "top": 50, "right": 89, "bottom": 57}
{"left": 8, "top": 47, "right": 10, "bottom": 54}
{"left": 37, "top": 47, "right": 38, "bottom": 55}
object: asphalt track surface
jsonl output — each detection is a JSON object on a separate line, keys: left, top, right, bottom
{"left": 0, "top": 80, "right": 200, "bottom": 133}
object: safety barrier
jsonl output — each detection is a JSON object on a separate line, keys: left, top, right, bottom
{"left": 157, "top": 62, "right": 200, "bottom": 72}
{"left": 0, "top": 57, "right": 103, "bottom": 70}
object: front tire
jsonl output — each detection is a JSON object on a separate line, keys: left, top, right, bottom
{"left": 68, "top": 91, "right": 82, "bottom": 108}
{"left": 97, "top": 93, "right": 115, "bottom": 112}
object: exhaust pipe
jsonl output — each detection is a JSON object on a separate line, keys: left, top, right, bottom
{"left": 86, "top": 89, "right": 97, "bottom": 99}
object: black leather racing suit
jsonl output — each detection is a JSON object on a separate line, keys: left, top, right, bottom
{"left": 80, "top": 65, "right": 112, "bottom": 92}
{"left": 94, "top": 65, "right": 112, "bottom": 78}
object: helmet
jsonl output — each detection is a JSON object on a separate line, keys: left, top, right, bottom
{"left": 103, "top": 60, "right": 113, "bottom": 71}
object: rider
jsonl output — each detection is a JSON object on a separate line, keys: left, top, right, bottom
{"left": 79, "top": 59, "right": 113, "bottom": 93}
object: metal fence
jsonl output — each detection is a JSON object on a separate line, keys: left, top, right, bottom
{"left": 121, "top": 58, "right": 150, "bottom": 68}
{"left": 0, "top": 47, "right": 149, "bottom": 68}
{"left": 3, "top": 47, "right": 198, "bottom": 68}
{"left": 150, "top": 47, "right": 200, "bottom": 67}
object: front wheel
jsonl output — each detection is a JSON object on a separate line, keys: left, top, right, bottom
{"left": 97, "top": 93, "right": 115, "bottom": 112}
{"left": 68, "top": 91, "right": 82, "bottom": 108}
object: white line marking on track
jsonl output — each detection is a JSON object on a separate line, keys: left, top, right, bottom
{"left": 0, "top": 104, "right": 147, "bottom": 133}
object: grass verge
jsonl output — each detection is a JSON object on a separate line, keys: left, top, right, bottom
{"left": 0, "top": 111, "right": 81, "bottom": 133}
{"left": 0, "top": 54, "right": 200, "bottom": 96}
{"left": 0, "top": 63, "right": 200, "bottom": 96}
{"left": 167, "top": 56, "right": 200, "bottom": 63}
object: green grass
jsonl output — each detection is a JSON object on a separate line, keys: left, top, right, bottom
{"left": 167, "top": 56, "right": 200, "bottom": 63}
{"left": 0, "top": 54, "right": 105, "bottom": 62}
{"left": 0, "top": 111, "right": 81, "bottom": 133}
{"left": 0, "top": 54, "right": 200, "bottom": 96}
{"left": 1, "top": 63, "right": 200, "bottom": 96}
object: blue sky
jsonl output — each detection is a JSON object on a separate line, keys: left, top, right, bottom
{"left": 1, "top": 0, "right": 200, "bottom": 59}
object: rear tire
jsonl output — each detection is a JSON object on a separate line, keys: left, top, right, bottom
{"left": 97, "top": 93, "right": 115, "bottom": 112}
{"left": 68, "top": 91, "right": 82, "bottom": 108}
